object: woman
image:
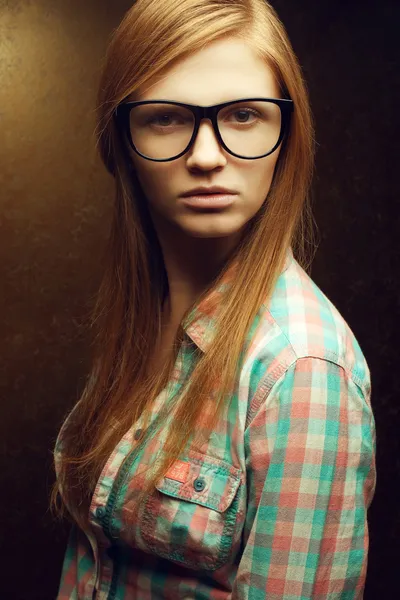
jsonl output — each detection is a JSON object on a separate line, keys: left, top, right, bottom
{"left": 53, "top": 1, "right": 376, "bottom": 598}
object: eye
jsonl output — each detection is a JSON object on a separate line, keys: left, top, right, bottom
{"left": 220, "top": 106, "right": 262, "bottom": 126}
{"left": 231, "top": 108, "right": 259, "bottom": 123}
{"left": 150, "top": 113, "right": 175, "bottom": 126}
{"left": 147, "top": 112, "right": 189, "bottom": 127}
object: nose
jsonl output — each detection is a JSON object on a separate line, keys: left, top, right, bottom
{"left": 185, "top": 118, "right": 227, "bottom": 169}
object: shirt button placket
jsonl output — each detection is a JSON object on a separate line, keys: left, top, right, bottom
{"left": 134, "top": 428, "right": 143, "bottom": 441}
{"left": 95, "top": 506, "right": 106, "bottom": 520}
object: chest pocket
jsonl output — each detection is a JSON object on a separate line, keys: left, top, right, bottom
{"left": 140, "top": 455, "right": 243, "bottom": 571}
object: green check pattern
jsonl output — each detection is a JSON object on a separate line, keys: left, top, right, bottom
{"left": 55, "top": 247, "right": 376, "bottom": 599}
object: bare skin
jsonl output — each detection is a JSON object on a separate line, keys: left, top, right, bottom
{"left": 130, "top": 37, "right": 283, "bottom": 369}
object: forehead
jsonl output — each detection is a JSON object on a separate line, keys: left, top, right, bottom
{"left": 132, "top": 37, "right": 280, "bottom": 104}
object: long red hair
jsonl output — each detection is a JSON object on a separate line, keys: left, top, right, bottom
{"left": 51, "top": 0, "right": 317, "bottom": 530}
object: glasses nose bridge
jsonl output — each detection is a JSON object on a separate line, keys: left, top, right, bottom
{"left": 195, "top": 104, "right": 219, "bottom": 137}
{"left": 199, "top": 104, "right": 216, "bottom": 119}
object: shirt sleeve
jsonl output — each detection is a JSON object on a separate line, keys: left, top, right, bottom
{"left": 232, "top": 356, "right": 377, "bottom": 599}
{"left": 54, "top": 365, "right": 102, "bottom": 598}
{"left": 56, "top": 524, "right": 97, "bottom": 600}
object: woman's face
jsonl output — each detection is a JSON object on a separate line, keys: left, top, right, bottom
{"left": 128, "top": 36, "right": 283, "bottom": 239}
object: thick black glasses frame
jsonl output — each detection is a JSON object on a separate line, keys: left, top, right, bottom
{"left": 113, "top": 97, "right": 294, "bottom": 162}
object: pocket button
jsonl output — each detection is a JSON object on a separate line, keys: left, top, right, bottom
{"left": 193, "top": 477, "right": 206, "bottom": 492}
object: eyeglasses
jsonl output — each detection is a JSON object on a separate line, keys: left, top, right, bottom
{"left": 113, "top": 97, "right": 294, "bottom": 162}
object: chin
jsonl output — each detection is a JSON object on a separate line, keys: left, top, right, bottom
{"left": 180, "top": 224, "right": 243, "bottom": 239}
{"left": 176, "top": 214, "right": 246, "bottom": 239}
{"left": 187, "top": 230, "right": 237, "bottom": 239}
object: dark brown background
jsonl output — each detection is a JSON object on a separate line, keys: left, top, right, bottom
{"left": 0, "top": 1, "right": 398, "bottom": 598}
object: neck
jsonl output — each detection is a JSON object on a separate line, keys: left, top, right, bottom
{"left": 152, "top": 215, "right": 243, "bottom": 325}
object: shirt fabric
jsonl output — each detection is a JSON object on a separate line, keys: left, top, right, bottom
{"left": 55, "top": 247, "right": 376, "bottom": 600}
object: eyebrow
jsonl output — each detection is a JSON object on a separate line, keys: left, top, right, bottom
{"left": 126, "top": 96, "right": 283, "bottom": 105}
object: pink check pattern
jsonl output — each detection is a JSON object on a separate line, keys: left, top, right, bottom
{"left": 55, "top": 247, "right": 376, "bottom": 599}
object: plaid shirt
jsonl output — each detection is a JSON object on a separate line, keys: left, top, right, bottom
{"left": 55, "top": 247, "right": 376, "bottom": 599}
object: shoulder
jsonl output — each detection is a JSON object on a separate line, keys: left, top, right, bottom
{"left": 243, "top": 253, "right": 371, "bottom": 412}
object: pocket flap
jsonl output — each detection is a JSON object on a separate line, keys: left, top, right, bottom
{"left": 155, "top": 455, "right": 242, "bottom": 513}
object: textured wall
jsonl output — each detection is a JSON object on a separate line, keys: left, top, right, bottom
{"left": 273, "top": 2, "right": 399, "bottom": 598}
{"left": 0, "top": 0, "right": 398, "bottom": 598}
{"left": 0, "top": 1, "right": 132, "bottom": 598}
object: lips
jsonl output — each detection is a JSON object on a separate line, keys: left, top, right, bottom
{"left": 181, "top": 186, "right": 236, "bottom": 197}
{"left": 180, "top": 193, "right": 237, "bottom": 210}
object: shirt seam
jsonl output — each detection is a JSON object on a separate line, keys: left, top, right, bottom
{"left": 246, "top": 353, "right": 369, "bottom": 430}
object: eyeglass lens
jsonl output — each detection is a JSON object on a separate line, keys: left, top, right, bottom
{"left": 128, "top": 101, "right": 282, "bottom": 160}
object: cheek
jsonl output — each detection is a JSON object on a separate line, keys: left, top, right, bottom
{"left": 245, "top": 158, "right": 278, "bottom": 207}
{"left": 133, "top": 165, "right": 157, "bottom": 194}
{"left": 131, "top": 160, "right": 175, "bottom": 204}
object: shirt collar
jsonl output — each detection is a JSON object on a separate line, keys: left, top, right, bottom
{"left": 183, "top": 246, "right": 294, "bottom": 353}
